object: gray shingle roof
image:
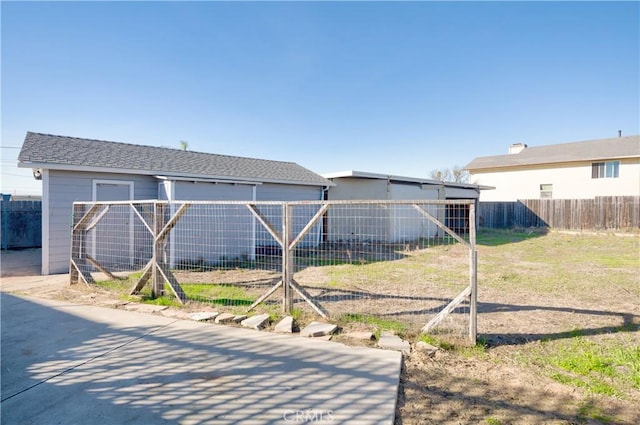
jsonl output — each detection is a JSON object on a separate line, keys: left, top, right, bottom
{"left": 18, "top": 132, "right": 332, "bottom": 186}
{"left": 465, "top": 135, "right": 640, "bottom": 171}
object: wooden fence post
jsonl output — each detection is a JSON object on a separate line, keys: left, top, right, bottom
{"left": 282, "top": 203, "right": 293, "bottom": 314}
{"left": 152, "top": 202, "right": 165, "bottom": 297}
{"left": 469, "top": 202, "right": 478, "bottom": 345}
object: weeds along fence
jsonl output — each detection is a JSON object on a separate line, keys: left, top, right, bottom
{"left": 70, "top": 200, "right": 478, "bottom": 342}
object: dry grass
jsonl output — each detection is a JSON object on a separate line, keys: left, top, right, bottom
{"left": 398, "top": 229, "right": 640, "bottom": 425}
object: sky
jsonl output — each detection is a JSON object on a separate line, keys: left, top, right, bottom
{"left": 2, "top": 1, "right": 639, "bottom": 196}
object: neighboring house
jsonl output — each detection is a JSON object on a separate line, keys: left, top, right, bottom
{"left": 465, "top": 135, "right": 640, "bottom": 201}
{"left": 322, "top": 170, "right": 487, "bottom": 240}
{"left": 18, "top": 132, "right": 333, "bottom": 275}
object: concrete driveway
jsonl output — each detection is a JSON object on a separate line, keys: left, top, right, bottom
{"left": 0, "top": 248, "right": 41, "bottom": 277}
{"left": 0, "top": 250, "right": 402, "bottom": 424}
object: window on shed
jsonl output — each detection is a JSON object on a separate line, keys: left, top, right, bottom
{"left": 540, "top": 184, "right": 553, "bottom": 199}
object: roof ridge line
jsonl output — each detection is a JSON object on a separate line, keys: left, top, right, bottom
{"left": 25, "top": 131, "right": 299, "bottom": 165}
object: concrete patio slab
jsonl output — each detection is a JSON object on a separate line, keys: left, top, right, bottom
{"left": 1, "top": 288, "right": 401, "bottom": 424}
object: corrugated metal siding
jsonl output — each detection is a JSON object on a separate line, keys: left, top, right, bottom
{"left": 46, "top": 171, "right": 158, "bottom": 274}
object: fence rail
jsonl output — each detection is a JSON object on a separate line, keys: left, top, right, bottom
{"left": 70, "top": 199, "right": 478, "bottom": 343}
{"left": 478, "top": 196, "right": 640, "bottom": 230}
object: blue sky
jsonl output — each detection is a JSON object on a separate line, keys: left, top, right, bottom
{"left": 2, "top": 1, "right": 639, "bottom": 195}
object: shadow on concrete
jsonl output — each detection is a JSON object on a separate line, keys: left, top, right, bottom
{"left": 1, "top": 293, "right": 400, "bottom": 424}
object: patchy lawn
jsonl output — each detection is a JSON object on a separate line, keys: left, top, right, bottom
{"left": 397, "top": 229, "right": 639, "bottom": 424}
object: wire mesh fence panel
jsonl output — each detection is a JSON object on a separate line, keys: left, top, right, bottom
{"left": 290, "top": 201, "right": 473, "bottom": 337}
{"left": 70, "top": 202, "right": 155, "bottom": 284}
{"left": 167, "top": 202, "right": 283, "bottom": 311}
{"left": 70, "top": 200, "right": 476, "bottom": 340}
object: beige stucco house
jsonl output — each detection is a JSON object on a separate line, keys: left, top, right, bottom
{"left": 465, "top": 135, "right": 640, "bottom": 201}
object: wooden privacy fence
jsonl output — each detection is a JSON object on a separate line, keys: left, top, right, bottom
{"left": 69, "top": 199, "right": 478, "bottom": 343}
{"left": 478, "top": 196, "right": 640, "bottom": 230}
{"left": 0, "top": 196, "right": 42, "bottom": 249}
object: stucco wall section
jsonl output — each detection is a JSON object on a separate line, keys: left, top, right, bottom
{"left": 471, "top": 159, "right": 640, "bottom": 201}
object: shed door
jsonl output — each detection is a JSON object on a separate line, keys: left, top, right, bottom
{"left": 92, "top": 181, "right": 134, "bottom": 269}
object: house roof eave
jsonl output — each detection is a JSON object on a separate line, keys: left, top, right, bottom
{"left": 465, "top": 135, "right": 640, "bottom": 171}
{"left": 19, "top": 162, "right": 335, "bottom": 187}
{"left": 466, "top": 154, "right": 640, "bottom": 173}
{"left": 323, "top": 170, "right": 491, "bottom": 191}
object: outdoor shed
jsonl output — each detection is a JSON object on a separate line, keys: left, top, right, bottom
{"left": 17, "top": 132, "right": 333, "bottom": 275}
{"left": 322, "top": 170, "right": 486, "bottom": 241}
{"left": 322, "top": 170, "right": 483, "bottom": 201}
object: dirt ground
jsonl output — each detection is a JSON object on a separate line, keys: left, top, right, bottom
{"left": 3, "top": 240, "right": 639, "bottom": 425}
{"left": 397, "top": 283, "right": 640, "bottom": 424}
{"left": 396, "top": 232, "right": 640, "bottom": 425}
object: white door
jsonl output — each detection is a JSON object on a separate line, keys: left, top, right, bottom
{"left": 92, "top": 181, "right": 134, "bottom": 270}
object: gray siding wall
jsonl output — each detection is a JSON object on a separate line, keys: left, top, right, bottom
{"left": 326, "top": 178, "right": 386, "bottom": 200}
{"left": 256, "top": 183, "right": 323, "bottom": 201}
{"left": 174, "top": 181, "right": 255, "bottom": 200}
{"left": 256, "top": 184, "right": 324, "bottom": 249}
{"left": 389, "top": 183, "right": 439, "bottom": 200}
{"left": 50, "top": 175, "right": 326, "bottom": 273}
{"left": 167, "top": 183, "right": 324, "bottom": 264}
{"left": 158, "top": 181, "right": 171, "bottom": 201}
{"left": 326, "top": 179, "right": 387, "bottom": 242}
{"left": 389, "top": 184, "right": 439, "bottom": 241}
{"left": 444, "top": 187, "right": 479, "bottom": 199}
{"left": 171, "top": 182, "right": 255, "bottom": 265}
{"left": 325, "top": 178, "right": 442, "bottom": 242}
{"left": 46, "top": 170, "right": 158, "bottom": 274}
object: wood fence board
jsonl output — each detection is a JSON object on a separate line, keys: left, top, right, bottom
{"left": 478, "top": 196, "right": 639, "bottom": 230}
